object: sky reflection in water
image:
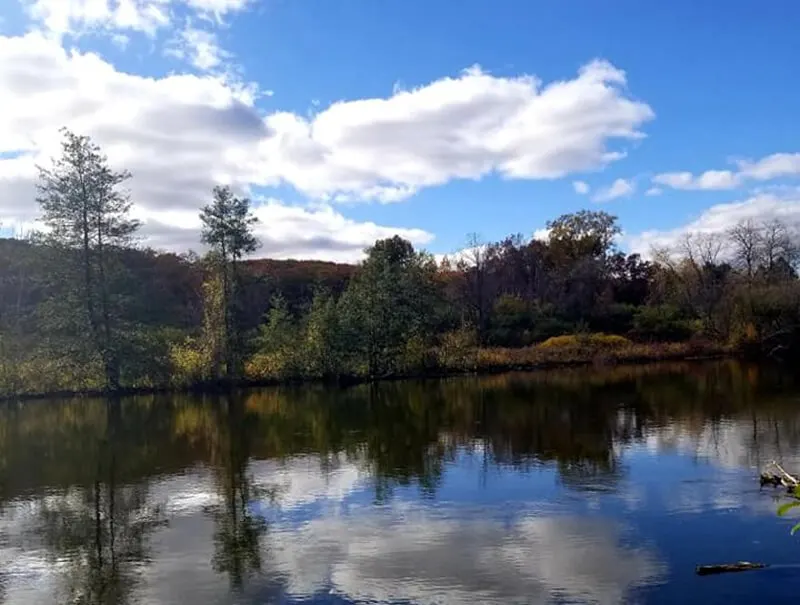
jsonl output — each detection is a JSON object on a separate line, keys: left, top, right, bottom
{"left": 2, "top": 361, "right": 800, "bottom": 603}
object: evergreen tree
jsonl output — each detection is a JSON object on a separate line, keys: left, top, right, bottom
{"left": 200, "top": 186, "right": 259, "bottom": 379}
{"left": 36, "top": 128, "right": 140, "bottom": 391}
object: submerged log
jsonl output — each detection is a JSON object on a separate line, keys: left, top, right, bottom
{"left": 696, "top": 562, "right": 767, "bottom": 576}
{"left": 760, "top": 461, "right": 800, "bottom": 491}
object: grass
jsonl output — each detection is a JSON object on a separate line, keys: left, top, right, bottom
{"left": 459, "top": 336, "right": 729, "bottom": 373}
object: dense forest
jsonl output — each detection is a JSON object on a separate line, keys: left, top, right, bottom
{"left": 2, "top": 129, "right": 800, "bottom": 397}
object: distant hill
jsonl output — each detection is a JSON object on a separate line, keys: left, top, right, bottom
{"left": 0, "top": 238, "right": 355, "bottom": 332}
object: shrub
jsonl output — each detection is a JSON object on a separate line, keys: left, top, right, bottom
{"left": 437, "top": 326, "right": 477, "bottom": 371}
{"left": 169, "top": 337, "right": 214, "bottom": 385}
{"left": 632, "top": 305, "right": 695, "bottom": 342}
{"left": 538, "top": 333, "right": 632, "bottom": 349}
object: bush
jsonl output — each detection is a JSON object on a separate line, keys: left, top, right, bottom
{"left": 589, "top": 303, "right": 636, "bottom": 335}
{"left": 245, "top": 352, "right": 287, "bottom": 380}
{"left": 631, "top": 305, "right": 695, "bottom": 342}
{"left": 169, "top": 337, "right": 214, "bottom": 385}
{"left": 538, "top": 333, "right": 632, "bottom": 349}
{"left": 437, "top": 326, "right": 477, "bottom": 371}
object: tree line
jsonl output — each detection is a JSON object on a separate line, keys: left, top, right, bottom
{"left": 1, "top": 130, "right": 800, "bottom": 396}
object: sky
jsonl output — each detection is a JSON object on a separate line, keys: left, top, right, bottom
{"left": 1, "top": 0, "right": 799, "bottom": 263}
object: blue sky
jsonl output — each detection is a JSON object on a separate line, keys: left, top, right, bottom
{"left": 1, "top": 0, "right": 799, "bottom": 261}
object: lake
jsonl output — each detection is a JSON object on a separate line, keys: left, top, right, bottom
{"left": 2, "top": 361, "right": 800, "bottom": 604}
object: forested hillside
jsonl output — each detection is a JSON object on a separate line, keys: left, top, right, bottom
{"left": 2, "top": 130, "right": 800, "bottom": 397}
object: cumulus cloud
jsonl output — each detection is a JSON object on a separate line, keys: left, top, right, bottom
{"left": 592, "top": 178, "right": 635, "bottom": 202}
{"left": 251, "top": 60, "right": 653, "bottom": 202}
{"left": 652, "top": 153, "right": 800, "bottom": 192}
{"left": 2, "top": 2, "right": 658, "bottom": 259}
{"left": 645, "top": 186, "right": 662, "bottom": 196}
{"left": 0, "top": 31, "right": 433, "bottom": 260}
{"left": 628, "top": 193, "right": 800, "bottom": 256}
{"left": 573, "top": 180, "right": 590, "bottom": 195}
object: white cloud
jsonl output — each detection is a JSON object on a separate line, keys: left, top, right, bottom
{"left": 185, "top": 0, "right": 250, "bottom": 17}
{"left": 267, "top": 510, "right": 664, "bottom": 605}
{"left": 737, "top": 153, "right": 800, "bottom": 180}
{"left": 166, "top": 25, "right": 228, "bottom": 71}
{"left": 533, "top": 227, "right": 551, "bottom": 241}
{"left": 573, "top": 180, "right": 590, "bottom": 195}
{"left": 628, "top": 193, "right": 800, "bottom": 256}
{"left": 23, "top": 0, "right": 172, "bottom": 37}
{"left": 0, "top": 28, "right": 658, "bottom": 256}
{"left": 592, "top": 178, "right": 635, "bottom": 202}
{"left": 653, "top": 152, "right": 800, "bottom": 192}
{"left": 21, "top": 0, "right": 252, "bottom": 37}
{"left": 0, "top": 32, "right": 432, "bottom": 261}
{"left": 251, "top": 59, "right": 654, "bottom": 202}
{"left": 645, "top": 186, "right": 662, "bottom": 196}
{"left": 652, "top": 170, "right": 739, "bottom": 191}
{"left": 134, "top": 201, "right": 433, "bottom": 262}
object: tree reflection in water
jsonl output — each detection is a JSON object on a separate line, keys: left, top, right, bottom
{"left": 33, "top": 400, "right": 166, "bottom": 605}
{"left": 205, "top": 396, "right": 268, "bottom": 590}
{"left": 0, "top": 361, "right": 800, "bottom": 602}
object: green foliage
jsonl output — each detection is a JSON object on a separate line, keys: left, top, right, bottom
{"left": 547, "top": 210, "right": 621, "bottom": 261}
{"left": 200, "top": 186, "right": 259, "bottom": 262}
{"left": 337, "top": 236, "right": 441, "bottom": 377}
{"left": 632, "top": 305, "right": 697, "bottom": 342}
{"left": 248, "top": 294, "right": 301, "bottom": 379}
{"left": 200, "top": 186, "right": 260, "bottom": 379}
{"left": 5, "top": 153, "right": 800, "bottom": 398}
{"left": 35, "top": 128, "right": 141, "bottom": 391}
{"left": 777, "top": 486, "right": 800, "bottom": 535}
{"left": 488, "top": 294, "right": 535, "bottom": 347}
{"left": 300, "top": 289, "right": 343, "bottom": 378}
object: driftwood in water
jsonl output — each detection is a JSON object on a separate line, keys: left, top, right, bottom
{"left": 760, "top": 460, "right": 800, "bottom": 491}
{"left": 696, "top": 562, "right": 767, "bottom": 576}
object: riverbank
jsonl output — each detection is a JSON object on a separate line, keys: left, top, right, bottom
{"left": 0, "top": 337, "right": 733, "bottom": 402}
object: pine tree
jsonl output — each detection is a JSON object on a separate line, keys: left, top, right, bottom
{"left": 200, "top": 186, "right": 259, "bottom": 379}
{"left": 36, "top": 128, "right": 140, "bottom": 391}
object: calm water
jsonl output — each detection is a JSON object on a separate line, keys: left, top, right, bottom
{"left": 2, "top": 362, "right": 800, "bottom": 604}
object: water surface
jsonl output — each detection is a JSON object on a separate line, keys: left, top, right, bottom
{"left": 2, "top": 361, "right": 800, "bottom": 604}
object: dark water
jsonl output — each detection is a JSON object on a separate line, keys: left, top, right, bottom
{"left": 3, "top": 362, "right": 800, "bottom": 604}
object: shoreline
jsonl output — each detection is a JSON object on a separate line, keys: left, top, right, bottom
{"left": 0, "top": 345, "right": 735, "bottom": 403}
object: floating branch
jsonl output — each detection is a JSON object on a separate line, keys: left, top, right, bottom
{"left": 760, "top": 460, "right": 800, "bottom": 491}
{"left": 696, "top": 562, "right": 767, "bottom": 576}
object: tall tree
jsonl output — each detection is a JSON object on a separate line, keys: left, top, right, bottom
{"left": 458, "top": 233, "right": 493, "bottom": 345}
{"left": 200, "top": 186, "right": 259, "bottom": 379}
{"left": 36, "top": 128, "right": 140, "bottom": 391}
{"left": 547, "top": 210, "right": 621, "bottom": 262}
{"left": 339, "top": 236, "right": 439, "bottom": 377}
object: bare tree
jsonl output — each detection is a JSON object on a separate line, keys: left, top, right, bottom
{"left": 728, "top": 220, "right": 762, "bottom": 281}
{"left": 655, "top": 232, "right": 731, "bottom": 335}
{"left": 760, "top": 219, "right": 797, "bottom": 277}
{"left": 458, "top": 233, "right": 491, "bottom": 345}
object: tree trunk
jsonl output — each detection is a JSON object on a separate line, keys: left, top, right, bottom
{"left": 96, "top": 222, "right": 120, "bottom": 391}
{"left": 220, "top": 243, "right": 232, "bottom": 380}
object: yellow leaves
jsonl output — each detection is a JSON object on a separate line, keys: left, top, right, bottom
{"left": 244, "top": 352, "right": 288, "bottom": 380}
{"left": 538, "top": 333, "right": 632, "bottom": 349}
{"left": 169, "top": 338, "right": 214, "bottom": 385}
